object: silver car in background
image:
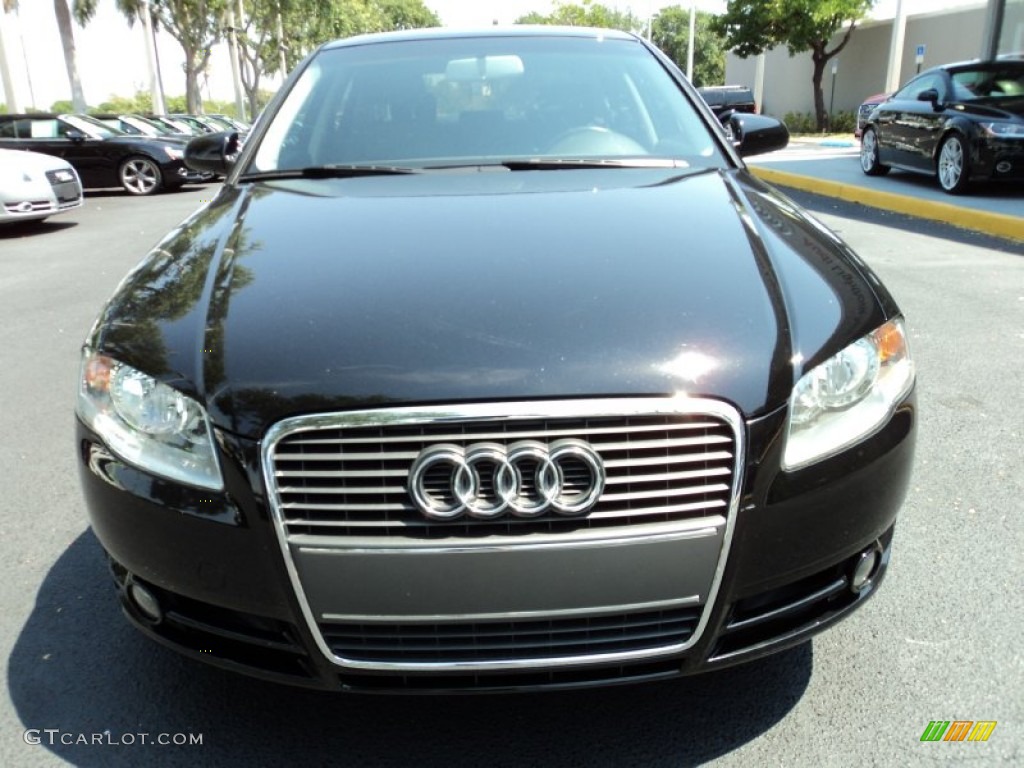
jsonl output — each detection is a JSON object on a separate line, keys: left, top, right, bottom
{"left": 0, "top": 148, "right": 83, "bottom": 225}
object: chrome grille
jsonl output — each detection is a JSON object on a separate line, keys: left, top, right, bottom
{"left": 45, "top": 169, "right": 75, "bottom": 184}
{"left": 267, "top": 400, "right": 738, "bottom": 538}
{"left": 4, "top": 201, "right": 52, "bottom": 214}
{"left": 322, "top": 606, "right": 702, "bottom": 663}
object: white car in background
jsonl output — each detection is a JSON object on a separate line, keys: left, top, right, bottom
{"left": 0, "top": 148, "right": 83, "bottom": 225}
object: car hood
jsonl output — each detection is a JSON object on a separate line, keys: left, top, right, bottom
{"left": 955, "top": 97, "right": 1024, "bottom": 120}
{"left": 88, "top": 168, "right": 893, "bottom": 439}
{"left": 0, "top": 147, "right": 76, "bottom": 175}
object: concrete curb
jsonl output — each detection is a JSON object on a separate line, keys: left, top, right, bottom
{"left": 749, "top": 166, "right": 1024, "bottom": 243}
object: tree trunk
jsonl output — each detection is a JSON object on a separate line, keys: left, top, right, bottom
{"left": 54, "top": 0, "right": 86, "bottom": 111}
{"left": 184, "top": 44, "right": 213, "bottom": 114}
{"left": 811, "top": 23, "right": 860, "bottom": 132}
{"left": 811, "top": 46, "right": 827, "bottom": 132}
{"left": 244, "top": 76, "right": 260, "bottom": 119}
{"left": 185, "top": 64, "right": 202, "bottom": 114}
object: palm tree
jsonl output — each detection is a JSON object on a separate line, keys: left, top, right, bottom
{"left": 55, "top": 0, "right": 87, "bottom": 110}
{"left": 1, "top": 0, "right": 20, "bottom": 111}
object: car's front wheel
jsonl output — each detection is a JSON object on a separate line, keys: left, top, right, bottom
{"left": 119, "top": 156, "right": 163, "bottom": 196}
{"left": 860, "top": 128, "right": 889, "bottom": 176}
{"left": 937, "top": 134, "right": 970, "bottom": 194}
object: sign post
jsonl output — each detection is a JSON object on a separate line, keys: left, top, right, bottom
{"left": 915, "top": 44, "right": 925, "bottom": 74}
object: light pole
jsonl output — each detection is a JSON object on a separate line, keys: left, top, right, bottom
{"left": 686, "top": 1, "right": 695, "bottom": 81}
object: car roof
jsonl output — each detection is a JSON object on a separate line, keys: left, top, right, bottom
{"left": 321, "top": 24, "right": 639, "bottom": 51}
{"left": 925, "top": 57, "right": 1024, "bottom": 74}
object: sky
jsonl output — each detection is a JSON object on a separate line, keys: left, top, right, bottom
{"left": 0, "top": 0, "right": 978, "bottom": 113}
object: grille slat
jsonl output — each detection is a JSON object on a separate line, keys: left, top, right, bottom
{"left": 599, "top": 482, "right": 730, "bottom": 503}
{"left": 268, "top": 407, "right": 738, "bottom": 538}
{"left": 603, "top": 450, "right": 733, "bottom": 468}
{"left": 603, "top": 466, "right": 730, "bottom": 484}
{"left": 289, "top": 420, "right": 722, "bottom": 445}
{"left": 321, "top": 607, "right": 702, "bottom": 663}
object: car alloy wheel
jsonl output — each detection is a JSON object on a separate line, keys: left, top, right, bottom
{"left": 860, "top": 129, "right": 889, "bottom": 176}
{"left": 937, "top": 134, "right": 969, "bottom": 194}
{"left": 119, "top": 156, "right": 163, "bottom": 196}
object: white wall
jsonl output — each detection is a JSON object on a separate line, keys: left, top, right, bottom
{"left": 724, "top": 5, "right": 989, "bottom": 119}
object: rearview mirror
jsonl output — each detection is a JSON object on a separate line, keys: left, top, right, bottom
{"left": 917, "top": 89, "right": 940, "bottom": 106}
{"left": 445, "top": 55, "right": 524, "bottom": 82}
{"left": 729, "top": 114, "right": 790, "bottom": 157}
{"left": 185, "top": 131, "right": 239, "bottom": 174}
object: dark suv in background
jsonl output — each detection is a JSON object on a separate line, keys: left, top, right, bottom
{"left": 697, "top": 85, "right": 757, "bottom": 120}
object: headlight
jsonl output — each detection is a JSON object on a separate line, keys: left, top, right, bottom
{"left": 980, "top": 121, "right": 1024, "bottom": 138}
{"left": 76, "top": 350, "right": 223, "bottom": 490}
{"left": 164, "top": 147, "right": 185, "bottom": 160}
{"left": 783, "top": 319, "right": 914, "bottom": 470}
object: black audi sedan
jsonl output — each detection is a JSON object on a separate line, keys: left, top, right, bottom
{"left": 0, "top": 113, "right": 210, "bottom": 195}
{"left": 76, "top": 27, "right": 916, "bottom": 693}
{"left": 860, "top": 57, "right": 1024, "bottom": 193}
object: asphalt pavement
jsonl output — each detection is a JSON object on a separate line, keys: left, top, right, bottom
{"left": 747, "top": 137, "right": 1024, "bottom": 242}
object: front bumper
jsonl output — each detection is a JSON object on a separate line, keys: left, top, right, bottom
{"left": 77, "top": 393, "right": 915, "bottom": 692}
{"left": 174, "top": 164, "right": 216, "bottom": 184}
{"left": 973, "top": 136, "right": 1024, "bottom": 181}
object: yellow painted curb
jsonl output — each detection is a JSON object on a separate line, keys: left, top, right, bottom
{"left": 749, "top": 166, "right": 1024, "bottom": 243}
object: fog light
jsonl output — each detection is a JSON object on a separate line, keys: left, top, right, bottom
{"left": 850, "top": 546, "right": 881, "bottom": 593}
{"left": 128, "top": 579, "right": 163, "bottom": 623}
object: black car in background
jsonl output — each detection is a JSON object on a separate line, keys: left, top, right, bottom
{"left": 91, "top": 113, "right": 191, "bottom": 139}
{"left": 147, "top": 115, "right": 205, "bottom": 136}
{"left": 0, "top": 113, "right": 210, "bottom": 195}
{"left": 77, "top": 26, "right": 916, "bottom": 693}
{"left": 860, "top": 58, "right": 1024, "bottom": 193}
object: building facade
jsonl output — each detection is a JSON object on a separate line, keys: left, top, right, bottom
{"left": 724, "top": 0, "right": 1022, "bottom": 120}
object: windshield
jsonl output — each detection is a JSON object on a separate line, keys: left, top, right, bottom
{"left": 950, "top": 63, "right": 1024, "bottom": 103}
{"left": 123, "top": 116, "right": 166, "bottom": 135}
{"left": 61, "top": 113, "right": 124, "bottom": 138}
{"left": 250, "top": 34, "right": 723, "bottom": 172}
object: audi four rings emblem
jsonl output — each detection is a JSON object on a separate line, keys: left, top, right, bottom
{"left": 407, "top": 439, "right": 606, "bottom": 520}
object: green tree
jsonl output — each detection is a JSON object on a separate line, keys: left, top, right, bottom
{"left": 230, "top": 0, "right": 436, "bottom": 118}
{"left": 713, "top": 0, "right": 873, "bottom": 130}
{"left": 516, "top": 0, "right": 643, "bottom": 33}
{"left": 652, "top": 6, "right": 725, "bottom": 88}
{"left": 374, "top": 0, "right": 439, "bottom": 30}
{"left": 113, "top": 0, "right": 228, "bottom": 114}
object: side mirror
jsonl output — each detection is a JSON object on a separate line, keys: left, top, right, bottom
{"left": 917, "top": 89, "right": 941, "bottom": 107}
{"left": 184, "top": 131, "right": 239, "bottom": 174}
{"left": 730, "top": 113, "right": 789, "bottom": 157}
{"left": 65, "top": 129, "right": 86, "bottom": 142}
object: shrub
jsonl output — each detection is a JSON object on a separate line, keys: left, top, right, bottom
{"left": 780, "top": 110, "right": 856, "bottom": 135}
{"left": 828, "top": 110, "right": 856, "bottom": 133}
{"left": 782, "top": 111, "right": 817, "bottom": 133}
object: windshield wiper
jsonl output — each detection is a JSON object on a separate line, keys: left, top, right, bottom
{"left": 499, "top": 157, "right": 690, "bottom": 171}
{"left": 238, "top": 165, "right": 420, "bottom": 182}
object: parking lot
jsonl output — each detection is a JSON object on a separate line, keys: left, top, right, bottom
{"left": 1, "top": 183, "right": 1021, "bottom": 766}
